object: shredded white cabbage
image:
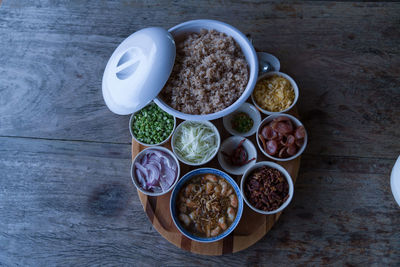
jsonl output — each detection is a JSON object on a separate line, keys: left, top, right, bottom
{"left": 174, "top": 122, "right": 217, "bottom": 163}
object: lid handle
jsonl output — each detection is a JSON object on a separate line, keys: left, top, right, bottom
{"left": 116, "top": 48, "right": 142, "bottom": 80}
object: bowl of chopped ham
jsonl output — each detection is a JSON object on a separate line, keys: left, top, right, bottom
{"left": 131, "top": 146, "right": 180, "bottom": 196}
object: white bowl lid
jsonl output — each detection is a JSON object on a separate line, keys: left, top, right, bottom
{"left": 102, "top": 27, "right": 176, "bottom": 115}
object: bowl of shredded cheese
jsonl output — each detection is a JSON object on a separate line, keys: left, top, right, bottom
{"left": 251, "top": 71, "right": 298, "bottom": 115}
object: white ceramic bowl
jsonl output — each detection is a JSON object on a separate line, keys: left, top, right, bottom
{"left": 218, "top": 136, "right": 257, "bottom": 175}
{"left": 131, "top": 146, "right": 180, "bottom": 196}
{"left": 251, "top": 71, "right": 299, "bottom": 115}
{"left": 256, "top": 114, "right": 307, "bottom": 162}
{"left": 172, "top": 120, "right": 220, "bottom": 166}
{"left": 223, "top": 102, "right": 261, "bottom": 137}
{"left": 154, "top": 19, "right": 258, "bottom": 121}
{"left": 241, "top": 161, "right": 294, "bottom": 215}
{"left": 391, "top": 155, "right": 400, "bottom": 206}
{"left": 129, "top": 102, "right": 176, "bottom": 146}
{"left": 170, "top": 168, "right": 243, "bottom": 243}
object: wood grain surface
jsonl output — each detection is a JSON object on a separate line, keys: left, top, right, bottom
{"left": 1, "top": 0, "right": 399, "bottom": 265}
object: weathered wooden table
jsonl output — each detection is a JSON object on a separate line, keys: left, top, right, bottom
{"left": 1, "top": 0, "right": 399, "bottom": 265}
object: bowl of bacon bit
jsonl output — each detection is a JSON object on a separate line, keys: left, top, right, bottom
{"left": 131, "top": 146, "right": 180, "bottom": 196}
{"left": 241, "top": 161, "right": 294, "bottom": 215}
{"left": 218, "top": 136, "right": 257, "bottom": 175}
{"left": 256, "top": 114, "right": 307, "bottom": 161}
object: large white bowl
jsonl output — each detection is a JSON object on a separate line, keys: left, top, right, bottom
{"left": 154, "top": 19, "right": 258, "bottom": 121}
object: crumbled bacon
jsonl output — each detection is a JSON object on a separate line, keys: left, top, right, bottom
{"left": 244, "top": 166, "right": 289, "bottom": 211}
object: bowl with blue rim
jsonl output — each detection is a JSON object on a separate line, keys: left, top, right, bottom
{"left": 170, "top": 167, "right": 243, "bottom": 243}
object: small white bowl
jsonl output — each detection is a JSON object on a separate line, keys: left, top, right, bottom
{"left": 131, "top": 146, "right": 180, "bottom": 196}
{"left": 251, "top": 71, "right": 299, "bottom": 115}
{"left": 172, "top": 120, "right": 220, "bottom": 166}
{"left": 218, "top": 136, "right": 257, "bottom": 175}
{"left": 241, "top": 161, "right": 294, "bottom": 215}
{"left": 256, "top": 114, "right": 307, "bottom": 162}
{"left": 129, "top": 102, "right": 176, "bottom": 146}
{"left": 222, "top": 102, "right": 261, "bottom": 137}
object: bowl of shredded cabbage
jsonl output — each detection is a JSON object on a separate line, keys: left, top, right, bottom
{"left": 172, "top": 121, "right": 220, "bottom": 166}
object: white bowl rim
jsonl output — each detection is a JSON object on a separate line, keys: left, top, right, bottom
{"left": 217, "top": 136, "right": 257, "bottom": 175}
{"left": 251, "top": 71, "right": 299, "bottom": 115}
{"left": 222, "top": 102, "right": 261, "bottom": 137}
{"left": 170, "top": 167, "right": 243, "bottom": 243}
{"left": 154, "top": 19, "right": 258, "bottom": 121}
{"left": 240, "top": 161, "right": 294, "bottom": 215}
{"left": 172, "top": 120, "right": 221, "bottom": 166}
{"left": 129, "top": 102, "right": 176, "bottom": 147}
{"left": 256, "top": 114, "right": 308, "bottom": 162}
{"left": 131, "top": 146, "right": 180, "bottom": 196}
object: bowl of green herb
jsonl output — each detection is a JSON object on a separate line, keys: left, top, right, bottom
{"left": 129, "top": 102, "right": 176, "bottom": 146}
{"left": 223, "top": 102, "right": 261, "bottom": 137}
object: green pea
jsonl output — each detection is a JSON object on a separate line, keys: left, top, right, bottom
{"left": 131, "top": 103, "right": 174, "bottom": 144}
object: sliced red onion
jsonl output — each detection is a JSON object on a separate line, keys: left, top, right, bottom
{"left": 136, "top": 169, "right": 146, "bottom": 188}
{"left": 135, "top": 162, "right": 148, "bottom": 177}
{"left": 163, "top": 167, "right": 176, "bottom": 186}
{"left": 152, "top": 150, "right": 172, "bottom": 162}
{"left": 147, "top": 164, "right": 160, "bottom": 184}
{"left": 159, "top": 177, "right": 170, "bottom": 192}
{"left": 141, "top": 153, "right": 149, "bottom": 165}
{"left": 160, "top": 157, "right": 177, "bottom": 172}
{"left": 150, "top": 150, "right": 165, "bottom": 159}
{"left": 148, "top": 153, "right": 159, "bottom": 162}
{"left": 146, "top": 158, "right": 162, "bottom": 170}
{"left": 134, "top": 150, "right": 177, "bottom": 193}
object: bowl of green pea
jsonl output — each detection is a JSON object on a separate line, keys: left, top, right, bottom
{"left": 129, "top": 102, "right": 176, "bottom": 146}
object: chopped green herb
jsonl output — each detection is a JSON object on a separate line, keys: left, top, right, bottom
{"left": 132, "top": 103, "right": 174, "bottom": 144}
{"left": 231, "top": 112, "right": 253, "bottom": 133}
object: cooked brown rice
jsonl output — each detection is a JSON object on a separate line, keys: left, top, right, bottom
{"left": 160, "top": 29, "right": 249, "bottom": 115}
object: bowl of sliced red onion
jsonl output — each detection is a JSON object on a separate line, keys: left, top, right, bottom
{"left": 131, "top": 146, "right": 180, "bottom": 196}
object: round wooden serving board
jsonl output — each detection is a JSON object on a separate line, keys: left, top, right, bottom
{"left": 131, "top": 108, "right": 300, "bottom": 255}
